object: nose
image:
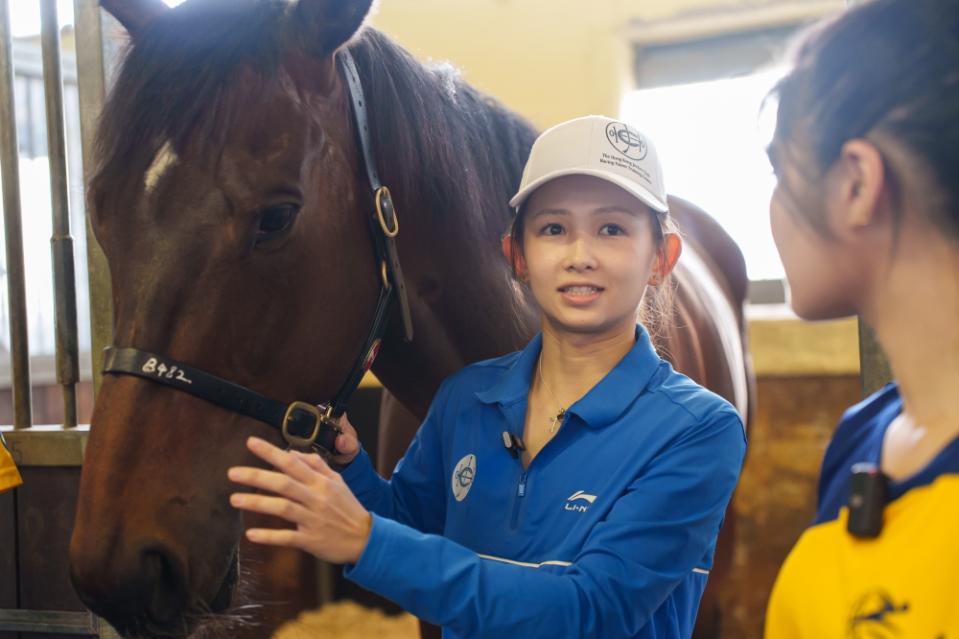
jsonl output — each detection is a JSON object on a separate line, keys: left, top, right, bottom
{"left": 70, "top": 539, "right": 189, "bottom": 634}
{"left": 564, "top": 234, "right": 597, "bottom": 271}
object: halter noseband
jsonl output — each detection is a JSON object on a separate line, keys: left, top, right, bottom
{"left": 102, "top": 50, "right": 413, "bottom": 457}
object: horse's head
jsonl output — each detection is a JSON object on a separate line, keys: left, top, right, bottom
{"left": 69, "top": 0, "right": 382, "bottom": 635}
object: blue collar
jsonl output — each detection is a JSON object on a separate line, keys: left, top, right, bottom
{"left": 475, "top": 325, "right": 664, "bottom": 429}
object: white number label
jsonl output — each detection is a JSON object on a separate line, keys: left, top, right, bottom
{"left": 141, "top": 357, "right": 193, "bottom": 384}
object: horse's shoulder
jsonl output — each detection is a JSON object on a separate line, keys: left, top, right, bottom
{"left": 667, "top": 195, "right": 749, "bottom": 309}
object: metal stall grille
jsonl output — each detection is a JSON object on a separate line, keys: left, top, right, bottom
{"left": 0, "top": 0, "right": 116, "bottom": 636}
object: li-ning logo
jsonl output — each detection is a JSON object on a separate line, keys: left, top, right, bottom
{"left": 605, "top": 122, "right": 647, "bottom": 161}
{"left": 564, "top": 490, "right": 597, "bottom": 513}
{"left": 451, "top": 454, "right": 476, "bottom": 502}
{"left": 847, "top": 590, "right": 910, "bottom": 639}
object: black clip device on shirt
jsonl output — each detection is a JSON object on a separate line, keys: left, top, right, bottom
{"left": 847, "top": 462, "right": 888, "bottom": 539}
{"left": 502, "top": 432, "right": 525, "bottom": 459}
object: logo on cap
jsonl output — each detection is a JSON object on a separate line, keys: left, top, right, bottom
{"left": 606, "top": 122, "right": 647, "bottom": 161}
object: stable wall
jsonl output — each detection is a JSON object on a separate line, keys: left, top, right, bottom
{"left": 370, "top": 0, "right": 843, "bottom": 128}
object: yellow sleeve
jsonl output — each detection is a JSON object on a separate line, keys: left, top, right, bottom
{"left": 0, "top": 434, "right": 22, "bottom": 493}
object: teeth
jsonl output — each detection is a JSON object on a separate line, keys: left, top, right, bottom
{"left": 563, "top": 286, "right": 600, "bottom": 295}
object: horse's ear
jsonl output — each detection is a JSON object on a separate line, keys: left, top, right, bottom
{"left": 101, "top": 0, "right": 169, "bottom": 36}
{"left": 288, "top": 0, "right": 375, "bottom": 59}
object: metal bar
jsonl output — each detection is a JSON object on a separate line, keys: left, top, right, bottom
{"left": 41, "top": 0, "right": 80, "bottom": 428}
{"left": 0, "top": 608, "right": 119, "bottom": 635}
{"left": 858, "top": 320, "right": 892, "bottom": 397}
{"left": 0, "top": 0, "right": 34, "bottom": 429}
{"left": 0, "top": 424, "right": 88, "bottom": 466}
{"left": 74, "top": 0, "right": 115, "bottom": 398}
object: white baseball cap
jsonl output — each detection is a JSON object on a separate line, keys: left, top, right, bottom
{"left": 509, "top": 115, "right": 669, "bottom": 215}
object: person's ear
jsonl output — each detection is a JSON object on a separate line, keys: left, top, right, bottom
{"left": 829, "top": 139, "right": 886, "bottom": 232}
{"left": 648, "top": 232, "right": 682, "bottom": 286}
{"left": 501, "top": 234, "right": 528, "bottom": 280}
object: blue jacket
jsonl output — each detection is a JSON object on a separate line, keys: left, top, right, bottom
{"left": 341, "top": 326, "right": 746, "bottom": 638}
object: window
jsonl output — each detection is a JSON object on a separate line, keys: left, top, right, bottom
{"left": 622, "top": 68, "right": 785, "bottom": 281}
{"left": 623, "top": 10, "right": 841, "bottom": 297}
{"left": 0, "top": 13, "right": 90, "bottom": 384}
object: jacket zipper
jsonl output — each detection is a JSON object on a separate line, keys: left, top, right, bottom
{"left": 509, "top": 412, "right": 568, "bottom": 530}
{"left": 510, "top": 470, "right": 527, "bottom": 530}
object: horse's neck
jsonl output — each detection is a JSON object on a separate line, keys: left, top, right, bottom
{"left": 371, "top": 222, "right": 537, "bottom": 417}
{"left": 350, "top": 36, "right": 539, "bottom": 415}
{"left": 370, "top": 145, "right": 537, "bottom": 417}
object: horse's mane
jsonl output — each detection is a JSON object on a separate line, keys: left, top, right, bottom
{"left": 91, "top": 0, "right": 537, "bottom": 251}
{"left": 348, "top": 29, "right": 537, "bottom": 243}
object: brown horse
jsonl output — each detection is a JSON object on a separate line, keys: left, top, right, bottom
{"left": 69, "top": 1, "right": 753, "bottom": 637}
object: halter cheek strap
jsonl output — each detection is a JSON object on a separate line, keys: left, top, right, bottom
{"left": 101, "top": 49, "right": 412, "bottom": 456}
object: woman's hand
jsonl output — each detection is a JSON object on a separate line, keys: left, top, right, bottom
{"left": 228, "top": 436, "right": 372, "bottom": 565}
{"left": 331, "top": 413, "right": 361, "bottom": 466}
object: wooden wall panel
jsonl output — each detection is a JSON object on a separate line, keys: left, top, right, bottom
{"left": 0, "top": 488, "right": 17, "bottom": 639}
{"left": 17, "top": 467, "right": 94, "bottom": 639}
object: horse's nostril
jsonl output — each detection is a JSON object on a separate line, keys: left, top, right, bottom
{"left": 142, "top": 549, "right": 188, "bottom": 625}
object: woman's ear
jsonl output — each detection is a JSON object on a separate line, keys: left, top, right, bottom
{"left": 501, "top": 234, "right": 528, "bottom": 280}
{"left": 830, "top": 139, "right": 886, "bottom": 232}
{"left": 648, "top": 233, "right": 682, "bottom": 286}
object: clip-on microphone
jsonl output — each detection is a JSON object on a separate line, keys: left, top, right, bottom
{"left": 847, "top": 462, "right": 888, "bottom": 539}
{"left": 502, "top": 431, "right": 526, "bottom": 459}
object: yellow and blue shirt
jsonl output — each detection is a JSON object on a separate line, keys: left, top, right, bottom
{"left": 0, "top": 431, "right": 22, "bottom": 493}
{"left": 341, "top": 325, "right": 746, "bottom": 638}
{"left": 766, "top": 384, "right": 959, "bottom": 638}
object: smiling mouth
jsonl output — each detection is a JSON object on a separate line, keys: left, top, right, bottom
{"left": 558, "top": 285, "right": 604, "bottom": 295}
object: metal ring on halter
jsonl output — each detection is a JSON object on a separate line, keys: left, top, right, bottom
{"left": 375, "top": 186, "right": 399, "bottom": 238}
{"left": 282, "top": 401, "right": 326, "bottom": 448}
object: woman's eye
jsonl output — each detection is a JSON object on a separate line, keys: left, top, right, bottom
{"left": 599, "top": 224, "right": 626, "bottom": 236}
{"left": 539, "top": 223, "right": 564, "bottom": 236}
{"left": 255, "top": 205, "right": 299, "bottom": 244}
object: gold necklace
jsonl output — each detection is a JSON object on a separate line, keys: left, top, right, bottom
{"left": 538, "top": 355, "right": 567, "bottom": 434}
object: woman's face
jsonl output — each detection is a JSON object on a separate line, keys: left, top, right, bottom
{"left": 520, "top": 175, "right": 661, "bottom": 339}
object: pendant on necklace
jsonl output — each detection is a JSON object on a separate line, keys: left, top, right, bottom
{"left": 548, "top": 408, "right": 566, "bottom": 435}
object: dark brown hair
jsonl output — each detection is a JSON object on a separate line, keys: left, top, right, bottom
{"left": 768, "top": 0, "right": 959, "bottom": 238}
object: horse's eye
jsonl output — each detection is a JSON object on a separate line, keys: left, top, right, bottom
{"left": 255, "top": 205, "right": 299, "bottom": 244}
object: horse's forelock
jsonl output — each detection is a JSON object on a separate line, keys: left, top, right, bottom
{"left": 92, "top": 0, "right": 290, "bottom": 207}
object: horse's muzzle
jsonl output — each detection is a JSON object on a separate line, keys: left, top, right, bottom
{"left": 70, "top": 540, "right": 237, "bottom": 638}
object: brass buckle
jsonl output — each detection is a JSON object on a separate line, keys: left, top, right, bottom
{"left": 281, "top": 401, "right": 332, "bottom": 448}
{"left": 380, "top": 261, "right": 391, "bottom": 290}
{"left": 375, "top": 186, "right": 399, "bottom": 238}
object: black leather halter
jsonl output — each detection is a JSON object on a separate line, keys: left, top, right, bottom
{"left": 102, "top": 50, "right": 413, "bottom": 456}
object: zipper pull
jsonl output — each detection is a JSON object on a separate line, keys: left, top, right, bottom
{"left": 517, "top": 472, "right": 527, "bottom": 497}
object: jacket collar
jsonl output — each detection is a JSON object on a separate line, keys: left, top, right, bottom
{"left": 475, "top": 325, "right": 663, "bottom": 429}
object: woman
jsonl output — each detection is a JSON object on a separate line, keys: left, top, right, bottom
{"left": 764, "top": 1, "right": 959, "bottom": 636}
{"left": 229, "top": 115, "right": 746, "bottom": 638}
